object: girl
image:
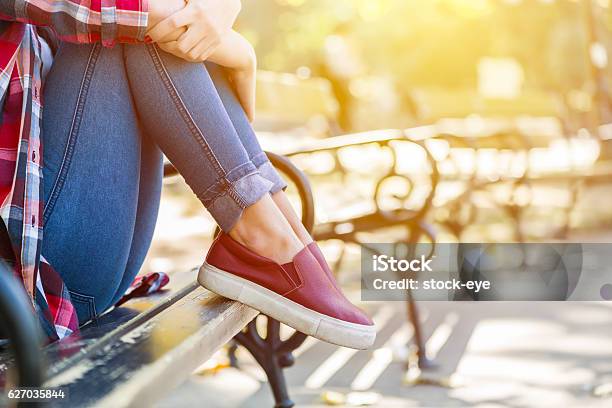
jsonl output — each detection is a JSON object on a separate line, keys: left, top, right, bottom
{"left": 0, "top": 0, "right": 374, "bottom": 349}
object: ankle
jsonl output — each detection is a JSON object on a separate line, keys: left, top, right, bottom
{"left": 270, "top": 192, "right": 313, "bottom": 246}
{"left": 229, "top": 223, "right": 303, "bottom": 264}
{"left": 295, "top": 229, "right": 313, "bottom": 246}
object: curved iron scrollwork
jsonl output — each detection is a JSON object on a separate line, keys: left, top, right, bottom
{"left": 430, "top": 130, "right": 537, "bottom": 242}
{"left": 290, "top": 132, "right": 440, "bottom": 251}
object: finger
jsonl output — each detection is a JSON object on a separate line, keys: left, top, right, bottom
{"left": 175, "top": 26, "right": 206, "bottom": 55}
{"left": 152, "top": 27, "right": 186, "bottom": 43}
{"left": 187, "top": 39, "right": 218, "bottom": 62}
{"left": 147, "top": 7, "right": 194, "bottom": 43}
{"left": 157, "top": 41, "right": 177, "bottom": 54}
{"left": 186, "top": 40, "right": 210, "bottom": 61}
{"left": 157, "top": 41, "right": 179, "bottom": 57}
{"left": 158, "top": 42, "right": 197, "bottom": 62}
{"left": 200, "top": 42, "right": 220, "bottom": 60}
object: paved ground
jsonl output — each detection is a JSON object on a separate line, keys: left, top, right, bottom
{"left": 155, "top": 299, "right": 612, "bottom": 408}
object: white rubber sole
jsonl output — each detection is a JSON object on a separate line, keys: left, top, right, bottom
{"left": 198, "top": 263, "right": 376, "bottom": 350}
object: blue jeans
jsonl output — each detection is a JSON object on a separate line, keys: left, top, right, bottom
{"left": 41, "top": 43, "right": 286, "bottom": 324}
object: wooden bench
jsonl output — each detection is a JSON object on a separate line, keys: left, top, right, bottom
{"left": 1, "top": 270, "right": 256, "bottom": 407}
{"left": 1, "top": 153, "right": 314, "bottom": 408}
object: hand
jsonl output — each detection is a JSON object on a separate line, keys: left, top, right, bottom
{"left": 158, "top": 32, "right": 257, "bottom": 121}
{"left": 148, "top": 0, "right": 186, "bottom": 30}
{"left": 148, "top": 0, "right": 242, "bottom": 62}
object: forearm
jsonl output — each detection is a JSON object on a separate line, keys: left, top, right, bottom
{"left": 0, "top": 0, "right": 149, "bottom": 46}
{"left": 208, "top": 30, "right": 255, "bottom": 71}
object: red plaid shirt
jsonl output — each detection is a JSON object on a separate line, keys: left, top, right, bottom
{"left": 0, "top": 0, "right": 148, "bottom": 340}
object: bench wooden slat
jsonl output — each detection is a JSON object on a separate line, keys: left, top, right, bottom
{"left": 42, "top": 270, "right": 200, "bottom": 377}
{"left": 41, "top": 277, "right": 257, "bottom": 407}
{"left": 274, "top": 125, "right": 558, "bottom": 158}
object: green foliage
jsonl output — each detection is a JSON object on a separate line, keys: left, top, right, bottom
{"left": 238, "top": 0, "right": 600, "bottom": 93}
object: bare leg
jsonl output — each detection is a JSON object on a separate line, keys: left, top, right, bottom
{"left": 229, "top": 194, "right": 303, "bottom": 264}
{"left": 271, "top": 191, "right": 314, "bottom": 246}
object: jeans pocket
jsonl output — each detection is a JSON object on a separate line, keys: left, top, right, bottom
{"left": 68, "top": 290, "right": 97, "bottom": 325}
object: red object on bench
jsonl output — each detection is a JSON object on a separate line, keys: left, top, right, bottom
{"left": 115, "top": 272, "right": 170, "bottom": 307}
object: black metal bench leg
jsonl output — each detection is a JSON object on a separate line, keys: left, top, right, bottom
{"left": 406, "top": 288, "right": 433, "bottom": 369}
{"left": 234, "top": 316, "right": 307, "bottom": 408}
{"left": 403, "top": 226, "right": 435, "bottom": 370}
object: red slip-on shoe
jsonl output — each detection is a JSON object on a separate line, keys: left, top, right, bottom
{"left": 307, "top": 241, "right": 369, "bottom": 308}
{"left": 198, "top": 233, "right": 376, "bottom": 350}
{"left": 308, "top": 242, "right": 345, "bottom": 294}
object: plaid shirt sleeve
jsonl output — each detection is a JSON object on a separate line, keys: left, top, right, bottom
{"left": 0, "top": 1, "right": 149, "bottom": 46}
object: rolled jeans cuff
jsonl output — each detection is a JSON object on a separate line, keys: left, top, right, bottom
{"left": 206, "top": 167, "right": 274, "bottom": 232}
{"left": 252, "top": 153, "right": 288, "bottom": 194}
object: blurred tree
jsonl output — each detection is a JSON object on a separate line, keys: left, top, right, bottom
{"left": 237, "top": 0, "right": 607, "bottom": 129}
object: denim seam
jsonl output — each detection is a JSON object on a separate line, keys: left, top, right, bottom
{"left": 254, "top": 161, "right": 287, "bottom": 194}
{"left": 146, "top": 46, "right": 227, "bottom": 179}
{"left": 147, "top": 45, "right": 254, "bottom": 211}
{"left": 226, "top": 164, "right": 259, "bottom": 207}
{"left": 228, "top": 187, "right": 248, "bottom": 208}
{"left": 199, "top": 170, "right": 260, "bottom": 209}
{"left": 43, "top": 44, "right": 102, "bottom": 224}
{"left": 225, "top": 161, "right": 257, "bottom": 182}
{"left": 250, "top": 152, "right": 269, "bottom": 167}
